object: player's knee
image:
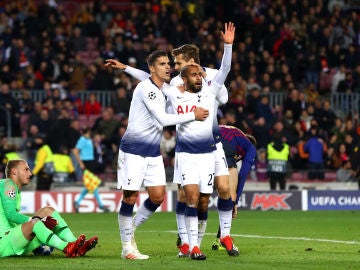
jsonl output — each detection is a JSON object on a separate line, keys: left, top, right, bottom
{"left": 35, "top": 206, "right": 55, "bottom": 217}
{"left": 177, "top": 189, "right": 187, "bottom": 201}
{"left": 197, "top": 202, "right": 208, "bottom": 212}
{"left": 123, "top": 190, "right": 139, "bottom": 204}
{"left": 44, "top": 206, "right": 55, "bottom": 214}
{"left": 217, "top": 183, "right": 230, "bottom": 198}
{"left": 148, "top": 186, "right": 165, "bottom": 203}
{"left": 22, "top": 221, "right": 37, "bottom": 240}
{"left": 123, "top": 197, "right": 137, "bottom": 205}
{"left": 198, "top": 194, "right": 210, "bottom": 210}
{"left": 186, "top": 195, "right": 199, "bottom": 206}
{"left": 149, "top": 193, "right": 164, "bottom": 204}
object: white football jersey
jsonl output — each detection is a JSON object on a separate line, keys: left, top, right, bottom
{"left": 170, "top": 67, "right": 228, "bottom": 105}
{"left": 164, "top": 83, "right": 219, "bottom": 153}
{"left": 163, "top": 43, "right": 232, "bottom": 154}
{"left": 120, "top": 78, "right": 195, "bottom": 157}
{"left": 170, "top": 67, "right": 228, "bottom": 144}
{"left": 202, "top": 67, "right": 228, "bottom": 143}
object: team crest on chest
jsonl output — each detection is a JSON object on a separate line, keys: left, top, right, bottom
{"left": 148, "top": 91, "right": 156, "bottom": 100}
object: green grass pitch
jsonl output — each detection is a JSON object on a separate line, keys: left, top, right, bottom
{"left": 2, "top": 211, "right": 359, "bottom": 270}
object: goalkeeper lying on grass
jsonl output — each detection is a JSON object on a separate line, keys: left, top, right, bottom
{"left": 0, "top": 159, "right": 98, "bottom": 258}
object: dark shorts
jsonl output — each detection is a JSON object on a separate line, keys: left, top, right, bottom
{"left": 222, "top": 141, "right": 238, "bottom": 168}
{"left": 226, "top": 155, "right": 237, "bottom": 168}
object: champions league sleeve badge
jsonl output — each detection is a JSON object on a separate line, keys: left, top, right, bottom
{"left": 6, "top": 188, "right": 16, "bottom": 199}
{"left": 148, "top": 91, "right": 156, "bottom": 100}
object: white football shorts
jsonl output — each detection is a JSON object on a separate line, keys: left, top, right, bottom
{"left": 117, "top": 150, "right": 166, "bottom": 191}
{"left": 176, "top": 151, "right": 216, "bottom": 194}
{"left": 173, "top": 153, "right": 181, "bottom": 185}
{"left": 214, "top": 142, "right": 229, "bottom": 177}
{"left": 173, "top": 142, "right": 228, "bottom": 185}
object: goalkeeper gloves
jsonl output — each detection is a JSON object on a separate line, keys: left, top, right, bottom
{"left": 32, "top": 216, "right": 58, "bottom": 230}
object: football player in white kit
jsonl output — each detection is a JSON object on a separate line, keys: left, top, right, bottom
{"left": 161, "top": 22, "right": 236, "bottom": 260}
{"left": 105, "top": 54, "right": 236, "bottom": 257}
{"left": 105, "top": 50, "right": 209, "bottom": 260}
{"left": 105, "top": 23, "right": 236, "bottom": 259}
{"left": 170, "top": 45, "right": 236, "bottom": 258}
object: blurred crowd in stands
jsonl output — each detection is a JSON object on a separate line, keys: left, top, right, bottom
{"left": 0, "top": 0, "right": 360, "bottom": 188}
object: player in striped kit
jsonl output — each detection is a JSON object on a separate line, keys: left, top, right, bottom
{"left": 211, "top": 125, "right": 257, "bottom": 251}
{"left": 161, "top": 22, "right": 235, "bottom": 260}
{"left": 106, "top": 50, "right": 209, "bottom": 260}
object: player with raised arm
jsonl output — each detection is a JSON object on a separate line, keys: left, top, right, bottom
{"left": 211, "top": 125, "right": 257, "bottom": 251}
{"left": 109, "top": 50, "right": 209, "bottom": 260}
{"left": 170, "top": 44, "right": 234, "bottom": 258}
{"left": 0, "top": 159, "right": 98, "bottom": 258}
{"left": 105, "top": 41, "right": 235, "bottom": 259}
{"left": 161, "top": 22, "right": 235, "bottom": 260}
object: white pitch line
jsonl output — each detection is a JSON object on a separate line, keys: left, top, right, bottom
{"left": 230, "top": 234, "right": 360, "bottom": 245}
{"left": 165, "top": 230, "right": 360, "bottom": 245}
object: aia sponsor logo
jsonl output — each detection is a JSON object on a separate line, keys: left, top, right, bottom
{"left": 251, "top": 193, "right": 291, "bottom": 210}
{"left": 177, "top": 105, "right": 196, "bottom": 114}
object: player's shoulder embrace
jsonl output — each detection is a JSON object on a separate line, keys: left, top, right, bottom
{"left": 170, "top": 75, "right": 183, "bottom": 86}
{"left": 162, "top": 84, "right": 181, "bottom": 98}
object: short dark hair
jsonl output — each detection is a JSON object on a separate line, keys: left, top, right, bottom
{"left": 172, "top": 44, "right": 200, "bottom": 64}
{"left": 180, "top": 64, "right": 198, "bottom": 78}
{"left": 146, "top": 50, "right": 168, "bottom": 67}
{"left": 5, "top": 159, "right": 26, "bottom": 178}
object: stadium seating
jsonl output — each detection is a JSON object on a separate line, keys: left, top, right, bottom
{"left": 319, "top": 68, "right": 337, "bottom": 94}
{"left": 77, "top": 114, "right": 100, "bottom": 129}
{"left": 20, "top": 114, "right": 30, "bottom": 138}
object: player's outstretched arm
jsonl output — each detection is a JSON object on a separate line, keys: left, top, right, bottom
{"left": 212, "top": 22, "right": 235, "bottom": 89}
{"left": 147, "top": 99, "right": 208, "bottom": 126}
{"left": 104, "top": 59, "right": 150, "bottom": 81}
{"left": 104, "top": 59, "right": 127, "bottom": 70}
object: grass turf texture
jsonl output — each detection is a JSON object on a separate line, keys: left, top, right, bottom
{"left": 2, "top": 211, "right": 359, "bottom": 270}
